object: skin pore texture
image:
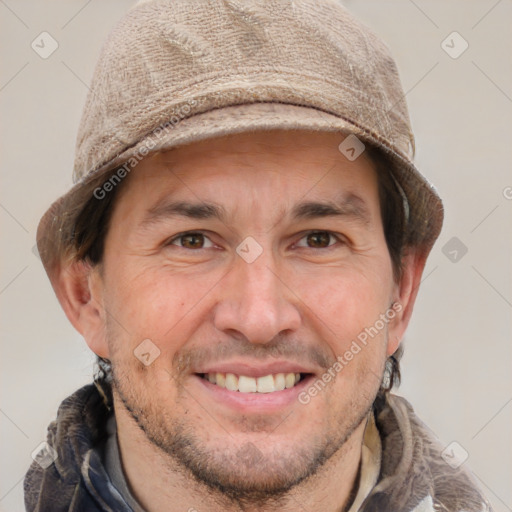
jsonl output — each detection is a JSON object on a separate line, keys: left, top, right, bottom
{"left": 59, "top": 130, "right": 424, "bottom": 512}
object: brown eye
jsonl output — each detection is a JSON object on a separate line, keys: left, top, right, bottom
{"left": 170, "top": 232, "right": 213, "bottom": 249}
{"left": 181, "top": 233, "right": 204, "bottom": 248}
{"left": 305, "top": 231, "right": 334, "bottom": 248}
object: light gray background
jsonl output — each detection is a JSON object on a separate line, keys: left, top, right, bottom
{"left": 1, "top": 1, "right": 511, "bottom": 511}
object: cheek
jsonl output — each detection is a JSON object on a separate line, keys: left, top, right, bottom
{"left": 103, "top": 260, "right": 224, "bottom": 352}
{"left": 292, "top": 262, "right": 393, "bottom": 349}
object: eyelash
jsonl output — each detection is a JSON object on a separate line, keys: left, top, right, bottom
{"left": 166, "top": 231, "right": 346, "bottom": 250}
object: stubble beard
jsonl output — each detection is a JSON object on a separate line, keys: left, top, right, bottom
{"left": 106, "top": 311, "right": 384, "bottom": 507}
{"left": 111, "top": 362, "right": 377, "bottom": 507}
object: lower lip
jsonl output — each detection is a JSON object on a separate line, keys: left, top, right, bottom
{"left": 190, "top": 374, "right": 315, "bottom": 413}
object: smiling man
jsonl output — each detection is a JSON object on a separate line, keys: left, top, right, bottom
{"left": 25, "top": 1, "right": 492, "bottom": 511}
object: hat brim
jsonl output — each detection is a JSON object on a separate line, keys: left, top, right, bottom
{"left": 37, "top": 102, "right": 443, "bottom": 288}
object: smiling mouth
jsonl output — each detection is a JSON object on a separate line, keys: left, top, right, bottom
{"left": 198, "top": 372, "right": 310, "bottom": 393}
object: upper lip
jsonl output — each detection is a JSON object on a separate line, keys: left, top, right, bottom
{"left": 194, "top": 360, "right": 317, "bottom": 378}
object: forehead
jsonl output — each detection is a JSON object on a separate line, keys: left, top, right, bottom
{"left": 113, "top": 130, "right": 381, "bottom": 222}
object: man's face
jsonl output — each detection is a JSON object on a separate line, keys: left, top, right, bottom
{"left": 92, "top": 130, "right": 400, "bottom": 499}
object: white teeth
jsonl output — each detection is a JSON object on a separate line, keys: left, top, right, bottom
{"left": 216, "top": 372, "right": 226, "bottom": 388}
{"left": 203, "top": 372, "right": 304, "bottom": 393}
{"left": 285, "top": 373, "right": 296, "bottom": 389}
{"left": 225, "top": 373, "right": 238, "bottom": 391}
{"left": 256, "top": 374, "right": 275, "bottom": 393}
{"left": 239, "top": 375, "right": 257, "bottom": 393}
{"left": 274, "top": 373, "right": 286, "bottom": 391}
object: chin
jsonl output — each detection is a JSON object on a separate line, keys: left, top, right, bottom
{"left": 154, "top": 427, "right": 338, "bottom": 503}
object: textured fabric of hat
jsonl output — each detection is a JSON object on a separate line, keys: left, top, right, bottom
{"left": 36, "top": 0, "right": 444, "bottom": 286}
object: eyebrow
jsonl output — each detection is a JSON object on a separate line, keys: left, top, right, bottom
{"left": 140, "top": 201, "right": 228, "bottom": 229}
{"left": 139, "top": 193, "right": 371, "bottom": 230}
{"left": 291, "top": 194, "right": 371, "bottom": 226}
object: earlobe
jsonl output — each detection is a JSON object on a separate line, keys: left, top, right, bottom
{"left": 54, "top": 258, "right": 110, "bottom": 358}
{"left": 386, "top": 248, "right": 428, "bottom": 356}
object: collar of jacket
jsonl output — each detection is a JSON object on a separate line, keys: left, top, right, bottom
{"left": 361, "top": 393, "right": 492, "bottom": 512}
{"left": 23, "top": 381, "right": 132, "bottom": 512}
{"left": 24, "top": 382, "right": 492, "bottom": 512}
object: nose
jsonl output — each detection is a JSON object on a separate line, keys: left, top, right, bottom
{"left": 213, "top": 248, "right": 302, "bottom": 344}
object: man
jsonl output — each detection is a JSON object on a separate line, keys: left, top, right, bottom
{"left": 25, "top": 1, "right": 492, "bottom": 511}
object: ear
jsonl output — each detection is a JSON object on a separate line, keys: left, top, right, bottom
{"left": 53, "top": 259, "right": 110, "bottom": 358}
{"left": 386, "top": 248, "right": 428, "bottom": 356}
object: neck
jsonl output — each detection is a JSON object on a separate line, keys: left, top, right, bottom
{"left": 114, "top": 398, "right": 367, "bottom": 512}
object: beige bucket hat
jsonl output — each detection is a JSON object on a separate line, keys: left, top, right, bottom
{"left": 36, "top": 0, "right": 443, "bottom": 287}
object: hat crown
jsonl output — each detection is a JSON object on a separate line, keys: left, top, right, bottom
{"left": 75, "top": 0, "right": 413, "bottom": 182}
